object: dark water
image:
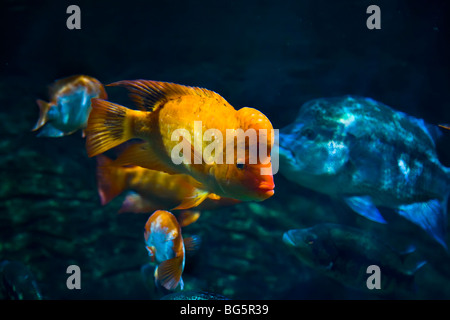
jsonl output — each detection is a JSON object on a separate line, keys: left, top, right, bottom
{"left": 0, "top": 0, "right": 449, "bottom": 299}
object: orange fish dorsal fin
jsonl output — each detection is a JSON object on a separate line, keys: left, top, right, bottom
{"left": 108, "top": 80, "right": 226, "bottom": 112}
{"left": 32, "top": 99, "right": 51, "bottom": 131}
{"left": 184, "top": 235, "right": 201, "bottom": 254}
{"left": 157, "top": 255, "right": 184, "bottom": 291}
{"left": 172, "top": 190, "right": 210, "bottom": 211}
{"left": 96, "top": 155, "right": 128, "bottom": 205}
{"left": 176, "top": 210, "right": 201, "bottom": 227}
{"left": 113, "top": 141, "right": 180, "bottom": 175}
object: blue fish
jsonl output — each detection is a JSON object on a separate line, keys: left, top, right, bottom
{"left": 278, "top": 96, "right": 449, "bottom": 248}
{"left": 32, "top": 75, "right": 107, "bottom": 137}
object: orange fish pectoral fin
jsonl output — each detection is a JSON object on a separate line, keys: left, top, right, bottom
{"left": 156, "top": 255, "right": 184, "bottom": 291}
{"left": 96, "top": 155, "right": 128, "bottom": 205}
{"left": 32, "top": 99, "right": 51, "bottom": 131}
{"left": 114, "top": 142, "right": 180, "bottom": 175}
{"left": 176, "top": 210, "right": 201, "bottom": 227}
{"left": 184, "top": 235, "right": 201, "bottom": 254}
{"left": 172, "top": 191, "right": 210, "bottom": 211}
{"left": 85, "top": 98, "right": 136, "bottom": 157}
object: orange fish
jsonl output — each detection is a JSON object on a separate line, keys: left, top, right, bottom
{"left": 86, "top": 80, "right": 275, "bottom": 201}
{"left": 96, "top": 154, "right": 231, "bottom": 211}
{"left": 144, "top": 210, "right": 200, "bottom": 290}
{"left": 33, "top": 75, "right": 107, "bottom": 137}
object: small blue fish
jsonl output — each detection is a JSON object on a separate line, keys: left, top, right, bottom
{"left": 32, "top": 75, "right": 107, "bottom": 137}
{"left": 278, "top": 96, "right": 449, "bottom": 248}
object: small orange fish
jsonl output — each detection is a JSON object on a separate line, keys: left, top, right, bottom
{"left": 86, "top": 80, "right": 275, "bottom": 201}
{"left": 33, "top": 75, "right": 107, "bottom": 137}
{"left": 96, "top": 154, "right": 229, "bottom": 211}
{"left": 144, "top": 210, "right": 200, "bottom": 290}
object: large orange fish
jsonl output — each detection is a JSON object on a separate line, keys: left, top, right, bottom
{"left": 86, "top": 80, "right": 275, "bottom": 201}
{"left": 96, "top": 154, "right": 237, "bottom": 212}
{"left": 144, "top": 210, "right": 200, "bottom": 290}
{"left": 33, "top": 75, "right": 107, "bottom": 137}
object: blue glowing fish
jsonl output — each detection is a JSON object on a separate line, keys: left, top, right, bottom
{"left": 32, "top": 75, "right": 107, "bottom": 137}
{"left": 278, "top": 96, "right": 449, "bottom": 248}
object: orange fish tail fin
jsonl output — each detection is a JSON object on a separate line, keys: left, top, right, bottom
{"left": 96, "top": 154, "right": 128, "bottom": 205}
{"left": 85, "top": 99, "right": 134, "bottom": 157}
{"left": 32, "top": 99, "right": 51, "bottom": 131}
{"left": 156, "top": 255, "right": 184, "bottom": 291}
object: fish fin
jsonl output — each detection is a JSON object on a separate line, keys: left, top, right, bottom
{"left": 404, "top": 259, "right": 427, "bottom": 276}
{"left": 119, "top": 192, "right": 156, "bottom": 214}
{"left": 140, "top": 263, "right": 156, "bottom": 289}
{"left": 114, "top": 141, "right": 180, "bottom": 175}
{"left": 96, "top": 155, "right": 127, "bottom": 205}
{"left": 85, "top": 98, "right": 136, "bottom": 157}
{"left": 36, "top": 123, "right": 66, "bottom": 137}
{"left": 184, "top": 235, "right": 201, "bottom": 253}
{"left": 438, "top": 124, "right": 450, "bottom": 131}
{"left": 179, "top": 277, "right": 184, "bottom": 291}
{"left": 156, "top": 256, "right": 184, "bottom": 291}
{"left": 176, "top": 210, "right": 201, "bottom": 227}
{"left": 172, "top": 190, "right": 210, "bottom": 211}
{"left": 344, "top": 196, "right": 387, "bottom": 224}
{"left": 397, "top": 199, "right": 448, "bottom": 249}
{"left": 32, "top": 99, "right": 51, "bottom": 131}
{"left": 108, "top": 79, "right": 226, "bottom": 112}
